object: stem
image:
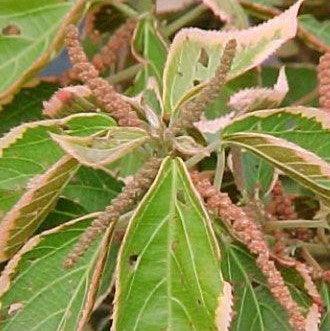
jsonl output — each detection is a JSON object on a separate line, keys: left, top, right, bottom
{"left": 164, "top": 4, "right": 208, "bottom": 37}
{"left": 108, "top": 63, "right": 143, "bottom": 84}
{"left": 214, "top": 148, "right": 225, "bottom": 190}
{"left": 266, "top": 220, "right": 330, "bottom": 230}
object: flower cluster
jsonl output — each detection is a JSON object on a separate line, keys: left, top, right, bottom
{"left": 318, "top": 51, "right": 330, "bottom": 112}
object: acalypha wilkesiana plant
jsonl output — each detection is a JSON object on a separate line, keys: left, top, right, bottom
{"left": 0, "top": 0, "right": 329, "bottom": 330}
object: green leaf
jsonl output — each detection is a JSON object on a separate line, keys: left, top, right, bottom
{"left": 321, "top": 282, "right": 330, "bottom": 331}
{"left": 0, "top": 113, "right": 115, "bottom": 215}
{"left": 222, "top": 107, "right": 330, "bottom": 163}
{"left": 132, "top": 15, "right": 168, "bottom": 92}
{"left": 262, "top": 65, "right": 318, "bottom": 107}
{"left": 299, "top": 15, "right": 330, "bottom": 48}
{"left": 51, "top": 127, "right": 150, "bottom": 169}
{"left": 0, "top": 216, "right": 120, "bottom": 331}
{"left": 222, "top": 132, "right": 330, "bottom": 202}
{"left": 0, "top": 0, "right": 86, "bottom": 101}
{"left": 113, "top": 157, "right": 223, "bottom": 330}
{"left": 0, "top": 156, "right": 78, "bottom": 261}
{"left": 202, "top": 0, "right": 249, "bottom": 29}
{"left": 162, "top": 0, "right": 302, "bottom": 113}
{"left": 63, "top": 166, "right": 123, "bottom": 213}
{"left": 0, "top": 83, "right": 58, "bottom": 136}
{"left": 219, "top": 240, "right": 310, "bottom": 331}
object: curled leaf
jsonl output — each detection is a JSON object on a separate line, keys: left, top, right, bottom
{"left": 194, "top": 112, "right": 236, "bottom": 134}
{"left": 174, "top": 135, "right": 206, "bottom": 155}
{"left": 229, "top": 67, "right": 289, "bottom": 113}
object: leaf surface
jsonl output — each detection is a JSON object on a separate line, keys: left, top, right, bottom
{"left": 0, "top": 0, "right": 86, "bottom": 101}
{"left": 113, "top": 157, "right": 223, "bottom": 330}
{"left": 0, "top": 216, "right": 119, "bottom": 331}
{"left": 223, "top": 132, "right": 330, "bottom": 202}
{"left": 51, "top": 127, "right": 150, "bottom": 169}
{"left": 163, "top": 0, "right": 302, "bottom": 113}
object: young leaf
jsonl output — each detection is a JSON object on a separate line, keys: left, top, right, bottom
{"left": 229, "top": 67, "right": 289, "bottom": 113}
{"left": 113, "top": 157, "right": 223, "bottom": 330}
{"left": 163, "top": 0, "right": 303, "bottom": 113}
{"left": 222, "top": 132, "right": 330, "bottom": 202}
{"left": 132, "top": 15, "right": 168, "bottom": 93}
{"left": 0, "top": 156, "right": 79, "bottom": 261}
{"left": 51, "top": 127, "right": 150, "bottom": 169}
{"left": 0, "top": 0, "right": 86, "bottom": 102}
{"left": 202, "top": 0, "right": 248, "bottom": 28}
{"left": 0, "top": 216, "right": 120, "bottom": 331}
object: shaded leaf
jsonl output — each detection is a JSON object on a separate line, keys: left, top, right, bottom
{"left": 51, "top": 127, "right": 150, "bottom": 169}
{"left": 163, "top": 0, "right": 302, "bottom": 113}
{"left": 202, "top": 0, "right": 248, "bottom": 28}
{"left": 0, "top": 216, "right": 119, "bottom": 331}
{"left": 0, "top": 83, "right": 58, "bottom": 136}
{"left": 63, "top": 166, "right": 123, "bottom": 213}
{"left": 113, "top": 157, "right": 223, "bottom": 330}
{"left": 0, "top": 0, "right": 86, "bottom": 102}
{"left": 0, "top": 156, "right": 78, "bottom": 261}
{"left": 299, "top": 15, "right": 330, "bottom": 49}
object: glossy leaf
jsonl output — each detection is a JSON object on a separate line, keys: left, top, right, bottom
{"left": 163, "top": 0, "right": 302, "bottom": 113}
{"left": 202, "top": 0, "right": 248, "bottom": 28}
{"left": 51, "top": 127, "right": 150, "bottom": 169}
{"left": 0, "top": 156, "right": 78, "bottom": 261}
{"left": 0, "top": 216, "right": 119, "bottom": 331}
{"left": 0, "top": 0, "right": 86, "bottom": 102}
{"left": 113, "top": 157, "right": 223, "bottom": 330}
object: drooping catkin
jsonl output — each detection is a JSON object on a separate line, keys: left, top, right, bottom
{"left": 92, "top": 18, "right": 136, "bottom": 72}
{"left": 190, "top": 171, "right": 306, "bottom": 331}
{"left": 173, "top": 39, "right": 237, "bottom": 132}
{"left": 318, "top": 51, "right": 330, "bottom": 112}
{"left": 63, "top": 157, "right": 162, "bottom": 268}
{"left": 65, "top": 24, "right": 143, "bottom": 128}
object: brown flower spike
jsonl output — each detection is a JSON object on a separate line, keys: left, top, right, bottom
{"left": 65, "top": 24, "right": 143, "bottom": 128}
{"left": 318, "top": 50, "right": 330, "bottom": 112}
{"left": 190, "top": 171, "right": 306, "bottom": 331}
{"left": 64, "top": 157, "right": 162, "bottom": 268}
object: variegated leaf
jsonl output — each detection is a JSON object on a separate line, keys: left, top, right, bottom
{"left": 51, "top": 127, "right": 150, "bottom": 169}
{"left": 0, "top": 216, "right": 120, "bottom": 330}
{"left": 202, "top": 0, "right": 248, "bottom": 28}
{"left": 113, "top": 157, "right": 223, "bottom": 330}
{"left": 0, "top": 113, "right": 115, "bottom": 217}
{"left": 163, "top": 0, "right": 302, "bottom": 113}
{"left": 229, "top": 66, "right": 289, "bottom": 113}
{"left": 222, "top": 132, "right": 330, "bottom": 202}
{"left": 0, "top": 156, "right": 78, "bottom": 261}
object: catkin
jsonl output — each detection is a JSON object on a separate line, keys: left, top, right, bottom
{"left": 63, "top": 157, "right": 162, "bottom": 268}
{"left": 173, "top": 39, "right": 237, "bottom": 132}
{"left": 318, "top": 51, "right": 330, "bottom": 112}
{"left": 92, "top": 18, "right": 136, "bottom": 72}
{"left": 65, "top": 24, "right": 143, "bottom": 128}
{"left": 190, "top": 171, "right": 306, "bottom": 331}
